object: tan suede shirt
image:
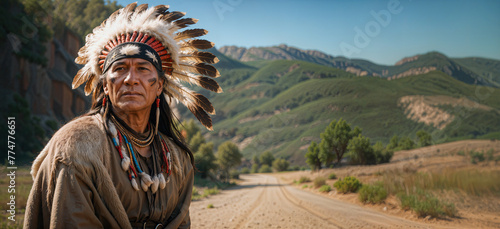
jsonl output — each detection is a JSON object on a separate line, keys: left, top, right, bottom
{"left": 24, "top": 114, "right": 194, "bottom": 229}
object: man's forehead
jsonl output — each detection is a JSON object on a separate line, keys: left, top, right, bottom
{"left": 112, "top": 58, "right": 153, "bottom": 66}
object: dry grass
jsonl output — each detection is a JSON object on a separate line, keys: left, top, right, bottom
{"left": 0, "top": 166, "right": 32, "bottom": 229}
{"left": 381, "top": 168, "right": 500, "bottom": 197}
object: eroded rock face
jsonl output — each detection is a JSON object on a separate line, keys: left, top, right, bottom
{"left": 2, "top": 30, "right": 91, "bottom": 127}
{"left": 398, "top": 95, "right": 493, "bottom": 130}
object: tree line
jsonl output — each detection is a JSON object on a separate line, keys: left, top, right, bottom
{"left": 305, "top": 118, "right": 433, "bottom": 170}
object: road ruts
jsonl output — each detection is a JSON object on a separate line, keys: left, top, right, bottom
{"left": 190, "top": 174, "right": 434, "bottom": 229}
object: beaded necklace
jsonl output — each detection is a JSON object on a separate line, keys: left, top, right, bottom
{"left": 108, "top": 117, "right": 171, "bottom": 193}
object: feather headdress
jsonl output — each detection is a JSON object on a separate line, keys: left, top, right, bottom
{"left": 72, "top": 3, "right": 222, "bottom": 130}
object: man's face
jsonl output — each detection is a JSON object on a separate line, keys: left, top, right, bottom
{"left": 103, "top": 58, "right": 163, "bottom": 115}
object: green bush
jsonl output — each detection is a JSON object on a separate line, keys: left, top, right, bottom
{"left": 319, "top": 185, "right": 332, "bottom": 193}
{"left": 258, "top": 164, "right": 272, "bottom": 173}
{"left": 207, "top": 204, "right": 214, "bottom": 209}
{"left": 240, "top": 167, "right": 250, "bottom": 174}
{"left": 359, "top": 183, "right": 388, "bottom": 204}
{"left": 230, "top": 170, "right": 240, "bottom": 179}
{"left": 302, "top": 184, "right": 308, "bottom": 189}
{"left": 334, "top": 176, "right": 361, "bottom": 194}
{"left": 328, "top": 173, "right": 337, "bottom": 179}
{"left": 313, "top": 177, "right": 326, "bottom": 188}
{"left": 203, "top": 187, "right": 220, "bottom": 198}
{"left": 298, "top": 176, "right": 311, "bottom": 184}
{"left": 470, "top": 151, "right": 485, "bottom": 164}
{"left": 251, "top": 164, "right": 259, "bottom": 173}
{"left": 397, "top": 190, "right": 457, "bottom": 218}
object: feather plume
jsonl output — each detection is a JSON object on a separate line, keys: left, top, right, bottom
{"left": 174, "top": 29, "right": 207, "bottom": 41}
{"left": 198, "top": 76, "right": 223, "bottom": 93}
{"left": 179, "top": 39, "right": 214, "bottom": 51}
{"left": 172, "top": 70, "right": 222, "bottom": 93}
{"left": 84, "top": 74, "right": 96, "bottom": 95}
{"left": 162, "top": 11, "right": 186, "bottom": 23}
{"left": 187, "top": 104, "right": 213, "bottom": 130}
{"left": 179, "top": 62, "right": 220, "bottom": 78}
{"left": 122, "top": 2, "right": 137, "bottom": 14}
{"left": 154, "top": 5, "right": 169, "bottom": 14}
{"left": 72, "top": 66, "right": 92, "bottom": 90}
{"left": 193, "top": 93, "right": 215, "bottom": 114}
{"left": 174, "top": 18, "right": 198, "bottom": 29}
{"left": 135, "top": 4, "right": 148, "bottom": 13}
{"left": 168, "top": 81, "right": 215, "bottom": 114}
{"left": 180, "top": 51, "right": 219, "bottom": 64}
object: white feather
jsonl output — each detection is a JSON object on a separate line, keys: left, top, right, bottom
{"left": 119, "top": 44, "right": 140, "bottom": 56}
{"left": 145, "top": 50, "right": 158, "bottom": 63}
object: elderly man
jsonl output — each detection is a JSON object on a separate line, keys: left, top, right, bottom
{"left": 24, "top": 3, "right": 221, "bottom": 228}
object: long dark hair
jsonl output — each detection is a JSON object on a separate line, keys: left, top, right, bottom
{"left": 86, "top": 76, "right": 194, "bottom": 166}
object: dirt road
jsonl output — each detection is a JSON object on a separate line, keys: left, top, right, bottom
{"left": 190, "top": 174, "right": 434, "bottom": 229}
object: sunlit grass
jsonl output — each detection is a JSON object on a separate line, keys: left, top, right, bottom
{"left": 0, "top": 166, "right": 32, "bottom": 229}
{"left": 382, "top": 168, "right": 500, "bottom": 197}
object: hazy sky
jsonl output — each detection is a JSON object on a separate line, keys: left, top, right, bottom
{"left": 115, "top": 0, "right": 500, "bottom": 65}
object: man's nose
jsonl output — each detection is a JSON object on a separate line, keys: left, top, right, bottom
{"left": 123, "top": 68, "right": 140, "bottom": 85}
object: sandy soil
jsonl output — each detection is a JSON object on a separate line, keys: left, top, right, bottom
{"left": 191, "top": 174, "right": 432, "bottom": 228}
{"left": 191, "top": 140, "right": 500, "bottom": 228}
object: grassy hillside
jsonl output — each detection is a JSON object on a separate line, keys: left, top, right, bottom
{"left": 177, "top": 52, "right": 500, "bottom": 165}
{"left": 199, "top": 58, "right": 500, "bottom": 164}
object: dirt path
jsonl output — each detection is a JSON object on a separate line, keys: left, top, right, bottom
{"left": 191, "top": 174, "right": 435, "bottom": 228}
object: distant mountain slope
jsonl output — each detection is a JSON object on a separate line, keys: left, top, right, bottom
{"left": 186, "top": 54, "right": 500, "bottom": 165}
{"left": 175, "top": 48, "right": 500, "bottom": 165}
{"left": 218, "top": 45, "right": 500, "bottom": 87}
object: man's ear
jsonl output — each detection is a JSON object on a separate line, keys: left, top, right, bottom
{"left": 103, "top": 80, "right": 109, "bottom": 95}
{"left": 156, "top": 77, "right": 164, "bottom": 96}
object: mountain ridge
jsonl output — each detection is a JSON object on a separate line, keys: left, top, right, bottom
{"left": 218, "top": 44, "right": 500, "bottom": 87}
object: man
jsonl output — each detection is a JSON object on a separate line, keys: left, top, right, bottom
{"left": 24, "top": 3, "right": 221, "bottom": 228}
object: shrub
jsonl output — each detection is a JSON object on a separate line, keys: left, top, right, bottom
{"left": 298, "top": 176, "right": 311, "bottom": 184}
{"left": 470, "top": 151, "right": 485, "bottom": 164}
{"left": 486, "top": 149, "right": 494, "bottom": 161}
{"left": 397, "top": 190, "right": 457, "bottom": 218}
{"left": 202, "top": 187, "right": 220, "bottom": 198}
{"left": 457, "top": 150, "right": 465, "bottom": 156}
{"left": 207, "top": 204, "right": 214, "bottom": 209}
{"left": 302, "top": 184, "right": 308, "bottom": 189}
{"left": 359, "top": 183, "right": 388, "bottom": 204}
{"left": 319, "top": 185, "right": 332, "bottom": 193}
{"left": 334, "top": 176, "right": 361, "bottom": 194}
{"left": 328, "top": 173, "right": 337, "bottom": 179}
{"left": 313, "top": 177, "right": 327, "bottom": 188}
{"left": 251, "top": 164, "right": 259, "bottom": 173}
{"left": 192, "top": 187, "right": 202, "bottom": 200}
{"left": 258, "top": 164, "right": 272, "bottom": 173}
{"left": 240, "top": 167, "right": 250, "bottom": 174}
{"left": 230, "top": 170, "right": 240, "bottom": 179}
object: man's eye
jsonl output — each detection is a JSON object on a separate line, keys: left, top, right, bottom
{"left": 139, "top": 67, "right": 151, "bottom": 71}
{"left": 113, "top": 67, "right": 125, "bottom": 72}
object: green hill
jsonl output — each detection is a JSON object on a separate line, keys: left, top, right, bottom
{"left": 181, "top": 56, "right": 500, "bottom": 165}
{"left": 218, "top": 45, "right": 500, "bottom": 87}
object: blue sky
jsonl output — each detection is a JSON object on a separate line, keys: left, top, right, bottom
{"left": 115, "top": 0, "right": 500, "bottom": 65}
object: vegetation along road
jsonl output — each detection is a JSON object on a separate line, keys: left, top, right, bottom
{"left": 190, "top": 174, "right": 431, "bottom": 229}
